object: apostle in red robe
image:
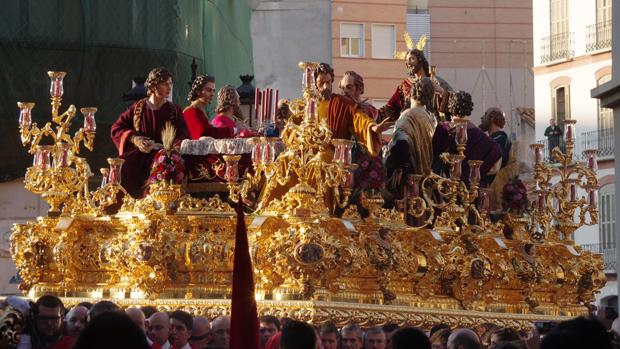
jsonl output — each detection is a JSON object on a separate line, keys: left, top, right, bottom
{"left": 111, "top": 67, "right": 189, "bottom": 198}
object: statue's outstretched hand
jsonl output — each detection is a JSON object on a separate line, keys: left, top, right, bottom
{"left": 132, "top": 136, "right": 154, "bottom": 153}
{"left": 372, "top": 118, "right": 395, "bottom": 134}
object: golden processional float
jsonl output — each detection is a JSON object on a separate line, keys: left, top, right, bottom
{"left": 10, "top": 65, "right": 603, "bottom": 329}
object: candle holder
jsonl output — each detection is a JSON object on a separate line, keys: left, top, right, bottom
{"left": 17, "top": 72, "right": 98, "bottom": 216}
{"left": 527, "top": 119, "right": 598, "bottom": 244}
{"left": 529, "top": 143, "right": 545, "bottom": 166}
{"left": 453, "top": 117, "right": 469, "bottom": 156}
{"left": 223, "top": 155, "right": 242, "bottom": 183}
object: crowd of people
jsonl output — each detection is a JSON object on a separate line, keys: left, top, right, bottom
{"left": 2, "top": 295, "right": 620, "bottom": 349}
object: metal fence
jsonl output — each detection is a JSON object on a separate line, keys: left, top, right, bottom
{"left": 536, "top": 128, "right": 614, "bottom": 162}
{"left": 540, "top": 32, "right": 575, "bottom": 64}
{"left": 581, "top": 243, "right": 616, "bottom": 272}
{"left": 586, "top": 20, "right": 612, "bottom": 52}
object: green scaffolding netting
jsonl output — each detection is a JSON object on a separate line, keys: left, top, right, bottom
{"left": 0, "top": 0, "right": 254, "bottom": 181}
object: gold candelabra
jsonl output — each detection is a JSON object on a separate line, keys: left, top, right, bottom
{"left": 223, "top": 62, "right": 357, "bottom": 216}
{"left": 528, "top": 119, "right": 598, "bottom": 244}
{"left": 18, "top": 71, "right": 127, "bottom": 216}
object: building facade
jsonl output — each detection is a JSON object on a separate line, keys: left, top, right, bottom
{"left": 533, "top": 0, "right": 615, "bottom": 298}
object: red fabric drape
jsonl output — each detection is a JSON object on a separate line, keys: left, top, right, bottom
{"left": 230, "top": 197, "right": 260, "bottom": 349}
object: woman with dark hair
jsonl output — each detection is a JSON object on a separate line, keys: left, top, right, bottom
{"left": 183, "top": 75, "right": 233, "bottom": 140}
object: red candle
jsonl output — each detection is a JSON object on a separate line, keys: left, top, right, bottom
{"left": 305, "top": 67, "right": 312, "bottom": 88}
{"left": 588, "top": 189, "right": 597, "bottom": 207}
{"left": 252, "top": 142, "right": 262, "bottom": 164}
{"left": 51, "top": 79, "right": 63, "bottom": 98}
{"left": 262, "top": 141, "right": 273, "bottom": 164}
{"left": 273, "top": 89, "right": 279, "bottom": 123}
{"left": 308, "top": 99, "right": 315, "bottom": 118}
{"left": 570, "top": 182, "right": 577, "bottom": 202}
{"left": 254, "top": 87, "right": 260, "bottom": 125}
{"left": 261, "top": 90, "right": 267, "bottom": 125}
{"left": 537, "top": 191, "right": 546, "bottom": 211}
{"left": 267, "top": 89, "right": 273, "bottom": 124}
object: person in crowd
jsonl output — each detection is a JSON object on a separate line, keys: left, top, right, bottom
{"left": 319, "top": 322, "right": 340, "bottom": 349}
{"left": 210, "top": 316, "right": 230, "bottom": 349}
{"left": 540, "top": 316, "right": 612, "bottom": 349}
{"left": 431, "top": 328, "right": 451, "bottom": 349}
{"left": 169, "top": 310, "right": 193, "bottom": 349}
{"left": 382, "top": 323, "right": 400, "bottom": 348}
{"left": 597, "top": 295, "right": 619, "bottom": 331}
{"left": 111, "top": 67, "right": 189, "bottom": 198}
{"left": 72, "top": 311, "right": 149, "bottom": 349}
{"left": 64, "top": 305, "right": 88, "bottom": 336}
{"left": 364, "top": 327, "right": 387, "bottom": 349}
{"left": 488, "top": 328, "right": 520, "bottom": 349}
{"left": 391, "top": 327, "right": 432, "bottom": 349}
{"left": 76, "top": 302, "right": 93, "bottom": 310}
{"left": 447, "top": 328, "right": 482, "bottom": 349}
{"left": 341, "top": 323, "right": 364, "bottom": 349}
{"left": 88, "top": 300, "right": 121, "bottom": 322}
{"left": 31, "top": 295, "right": 74, "bottom": 349}
{"left": 147, "top": 312, "right": 171, "bottom": 349}
{"left": 543, "top": 118, "right": 562, "bottom": 161}
{"left": 190, "top": 316, "right": 211, "bottom": 349}
{"left": 280, "top": 320, "right": 317, "bottom": 349}
{"left": 126, "top": 307, "right": 147, "bottom": 333}
{"left": 259, "top": 315, "right": 281, "bottom": 348}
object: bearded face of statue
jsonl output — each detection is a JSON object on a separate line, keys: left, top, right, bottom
{"left": 316, "top": 73, "right": 333, "bottom": 101}
{"left": 406, "top": 52, "right": 422, "bottom": 78}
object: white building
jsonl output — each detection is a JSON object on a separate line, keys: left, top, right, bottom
{"left": 533, "top": 0, "right": 614, "bottom": 298}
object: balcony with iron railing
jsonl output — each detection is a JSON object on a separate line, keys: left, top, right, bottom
{"left": 536, "top": 128, "right": 614, "bottom": 163}
{"left": 540, "top": 32, "right": 575, "bottom": 64}
{"left": 581, "top": 243, "right": 616, "bottom": 273}
{"left": 586, "top": 20, "right": 612, "bottom": 53}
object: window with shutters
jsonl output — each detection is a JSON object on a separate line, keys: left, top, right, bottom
{"left": 371, "top": 24, "right": 395, "bottom": 59}
{"left": 340, "top": 23, "right": 364, "bottom": 58}
{"left": 599, "top": 184, "right": 615, "bottom": 250}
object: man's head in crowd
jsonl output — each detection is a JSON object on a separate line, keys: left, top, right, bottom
{"left": 72, "top": 312, "right": 150, "bottom": 349}
{"left": 280, "top": 320, "right": 316, "bottom": 349}
{"left": 430, "top": 328, "right": 451, "bottom": 349}
{"left": 320, "top": 323, "right": 340, "bottom": 349}
{"left": 190, "top": 316, "right": 211, "bottom": 349}
{"left": 341, "top": 323, "right": 364, "bottom": 349}
{"left": 211, "top": 316, "right": 231, "bottom": 349}
{"left": 364, "top": 327, "right": 387, "bottom": 349}
{"left": 596, "top": 295, "right": 618, "bottom": 330}
{"left": 391, "top": 327, "right": 431, "bottom": 349}
{"left": 259, "top": 315, "right": 281, "bottom": 347}
{"left": 148, "top": 312, "right": 170, "bottom": 346}
{"left": 447, "top": 328, "right": 482, "bottom": 349}
{"left": 382, "top": 323, "right": 399, "bottom": 348}
{"left": 140, "top": 306, "right": 158, "bottom": 319}
{"left": 125, "top": 307, "right": 146, "bottom": 333}
{"left": 315, "top": 63, "right": 335, "bottom": 101}
{"left": 169, "top": 310, "right": 193, "bottom": 349}
{"left": 188, "top": 74, "right": 216, "bottom": 106}
{"left": 88, "top": 300, "right": 121, "bottom": 322}
{"left": 541, "top": 316, "right": 612, "bottom": 349}
{"left": 65, "top": 305, "right": 88, "bottom": 336}
{"left": 488, "top": 327, "right": 520, "bottom": 348}
{"left": 33, "top": 295, "right": 65, "bottom": 342}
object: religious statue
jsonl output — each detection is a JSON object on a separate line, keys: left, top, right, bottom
{"left": 315, "top": 63, "right": 392, "bottom": 157}
{"left": 432, "top": 91, "right": 502, "bottom": 186}
{"left": 383, "top": 77, "right": 436, "bottom": 208}
{"left": 212, "top": 85, "right": 247, "bottom": 137}
{"left": 111, "top": 67, "right": 189, "bottom": 198}
{"left": 183, "top": 75, "right": 233, "bottom": 140}
{"left": 379, "top": 34, "right": 452, "bottom": 122}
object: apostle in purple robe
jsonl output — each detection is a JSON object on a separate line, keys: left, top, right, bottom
{"left": 111, "top": 67, "right": 189, "bottom": 198}
{"left": 432, "top": 91, "right": 502, "bottom": 186}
